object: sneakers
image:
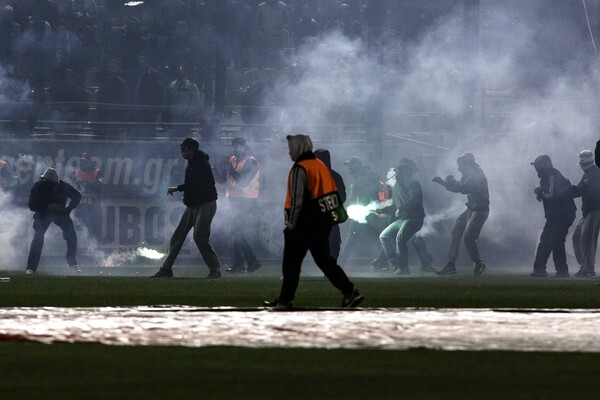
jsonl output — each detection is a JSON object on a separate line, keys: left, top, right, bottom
{"left": 246, "top": 261, "right": 263, "bottom": 273}
{"left": 25, "top": 269, "right": 34, "bottom": 275}
{"left": 70, "top": 265, "right": 81, "bottom": 274}
{"left": 473, "top": 262, "right": 487, "bottom": 276}
{"left": 206, "top": 270, "right": 221, "bottom": 280}
{"left": 151, "top": 268, "right": 173, "bottom": 278}
{"left": 225, "top": 264, "right": 246, "bottom": 273}
{"left": 263, "top": 298, "right": 292, "bottom": 310}
{"left": 436, "top": 263, "right": 457, "bottom": 275}
{"left": 530, "top": 270, "right": 548, "bottom": 278}
{"left": 341, "top": 289, "right": 364, "bottom": 308}
{"left": 554, "top": 271, "right": 570, "bottom": 278}
{"left": 574, "top": 267, "right": 596, "bottom": 278}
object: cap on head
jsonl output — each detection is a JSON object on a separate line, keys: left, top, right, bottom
{"left": 396, "top": 158, "right": 418, "bottom": 175}
{"left": 40, "top": 167, "right": 59, "bottom": 183}
{"left": 531, "top": 154, "right": 553, "bottom": 169}
{"left": 180, "top": 137, "right": 199, "bottom": 150}
{"left": 457, "top": 153, "right": 476, "bottom": 165}
{"left": 232, "top": 137, "right": 247, "bottom": 147}
{"left": 343, "top": 156, "right": 362, "bottom": 167}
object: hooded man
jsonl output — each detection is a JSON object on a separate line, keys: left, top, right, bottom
{"left": 214, "top": 137, "right": 262, "bottom": 273}
{"left": 571, "top": 150, "right": 600, "bottom": 277}
{"left": 530, "top": 155, "right": 576, "bottom": 277}
{"left": 379, "top": 159, "right": 434, "bottom": 275}
{"left": 432, "top": 153, "right": 489, "bottom": 276}
{"left": 152, "top": 137, "right": 222, "bottom": 279}
{"left": 314, "top": 148, "right": 346, "bottom": 260}
{"left": 26, "top": 167, "right": 82, "bottom": 275}
{"left": 263, "top": 134, "right": 363, "bottom": 310}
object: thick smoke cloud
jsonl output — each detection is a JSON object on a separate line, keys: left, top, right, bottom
{"left": 260, "top": 1, "right": 597, "bottom": 268}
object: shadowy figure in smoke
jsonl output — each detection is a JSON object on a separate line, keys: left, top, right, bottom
{"left": 432, "top": 153, "right": 489, "bottom": 276}
{"left": 571, "top": 150, "right": 600, "bottom": 278}
{"left": 214, "top": 137, "right": 262, "bottom": 274}
{"left": 315, "top": 148, "right": 346, "bottom": 261}
{"left": 530, "top": 155, "right": 575, "bottom": 278}
{"left": 378, "top": 159, "right": 434, "bottom": 275}
{"left": 338, "top": 156, "right": 382, "bottom": 269}
{"left": 72, "top": 152, "right": 102, "bottom": 243}
{"left": 26, "top": 167, "right": 82, "bottom": 275}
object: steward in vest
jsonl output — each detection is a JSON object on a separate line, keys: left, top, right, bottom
{"left": 214, "top": 137, "right": 262, "bottom": 273}
{"left": 263, "top": 134, "right": 363, "bottom": 310}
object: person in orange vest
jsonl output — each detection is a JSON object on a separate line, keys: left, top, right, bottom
{"left": 214, "top": 137, "right": 262, "bottom": 273}
{"left": 263, "top": 134, "right": 363, "bottom": 310}
{"left": 73, "top": 152, "right": 102, "bottom": 241}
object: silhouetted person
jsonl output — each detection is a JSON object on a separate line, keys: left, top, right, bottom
{"left": 315, "top": 148, "right": 346, "bottom": 261}
{"left": 26, "top": 168, "right": 82, "bottom": 275}
{"left": 530, "top": 155, "right": 576, "bottom": 278}
{"left": 433, "top": 153, "right": 489, "bottom": 276}
{"left": 97, "top": 58, "right": 128, "bottom": 125}
{"left": 572, "top": 150, "right": 600, "bottom": 278}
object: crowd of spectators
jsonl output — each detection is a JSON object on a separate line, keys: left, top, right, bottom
{"left": 0, "top": 0, "right": 372, "bottom": 137}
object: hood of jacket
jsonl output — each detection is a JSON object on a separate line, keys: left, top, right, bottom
{"left": 287, "top": 134, "right": 313, "bottom": 161}
{"left": 314, "top": 149, "right": 331, "bottom": 169}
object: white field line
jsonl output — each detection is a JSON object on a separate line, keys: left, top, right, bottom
{"left": 0, "top": 307, "right": 599, "bottom": 352}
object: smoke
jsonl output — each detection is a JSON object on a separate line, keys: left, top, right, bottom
{"left": 258, "top": 1, "right": 596, "bottom": 268}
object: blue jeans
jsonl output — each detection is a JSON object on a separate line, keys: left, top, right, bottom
{"left": 379, "top": 218, "right": 423, "bottom": 269}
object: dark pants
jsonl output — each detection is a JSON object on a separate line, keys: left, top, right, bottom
{"left": 231, "top": 198, "right": 259, "bottom": 267}
{"left": 27, "top": 213, "right": 78, "bottom": 272}
{"left": 329, "top": 225, "right": 341, "bottom": 260}
{"left": 279, "top": 226, "right": 355, "bottom": 303}
{"left": 162, "top": 201, "right": 221, "bottom": 271}
{"left": 534, "top": 218, "right": 574, "bottom": 273}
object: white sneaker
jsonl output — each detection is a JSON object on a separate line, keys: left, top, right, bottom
{"left": 70, "top": 265, "right": 81, "bottom": 274}
{"left": 25, "top": 269, "right": 34, "bottom": 275}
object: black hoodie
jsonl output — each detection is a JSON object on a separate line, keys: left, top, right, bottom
{"left": 314, "top": 149, "right": 346, "bottom": 203}
{"left": 177, "top": 150, "right": 218, "bottom": 207}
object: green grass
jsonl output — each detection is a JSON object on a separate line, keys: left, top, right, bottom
{"left": 1, "top": 268, "right": 600, "bottom": 399}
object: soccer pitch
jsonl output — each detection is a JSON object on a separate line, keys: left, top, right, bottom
{"left": 1, "top": 267, "right": 600, "bottom": 399}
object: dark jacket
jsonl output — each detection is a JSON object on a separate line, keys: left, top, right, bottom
{"left": 572, "top": 165, "right": 600, "bottom": 217}
{"left": 29, "top": 179, "right": 82, "bottom": 217}
{"left": 538, "top": 168, "right": 576, "bottom": 220}
{"left": 392, "top": 179, "right": 426, "bottom": 220}
{"left": 177, "top": 150, "right": 218, "bottom": 207}
{"left": 445, "top": 165, "right": 490, "bottom": 212}
{"left": 314, "top": 149, "right": 346, "bottom": 203}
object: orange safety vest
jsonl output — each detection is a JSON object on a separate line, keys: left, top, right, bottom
{"left": 285, "top": 158, "right": 347, "bottom": 225}
{"left": 226, "top": 155, "right": 260, "bottom": 199}
{"left": 75, "top": 168, "right": 100, "bottom": 183}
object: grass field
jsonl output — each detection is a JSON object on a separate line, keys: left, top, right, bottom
{"left": 1, "top": 266, "right": 600, "bottom": 399}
